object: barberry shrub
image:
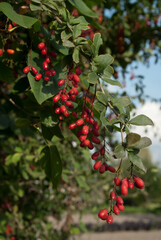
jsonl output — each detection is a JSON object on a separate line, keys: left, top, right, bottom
{"left": 0, "top": 0, "right": 155, "bottom": 237}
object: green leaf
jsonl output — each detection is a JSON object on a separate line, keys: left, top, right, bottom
{"left": 30, "top": 3, "right": 42, "bottom": 11}
{"left": 96, "top": 91, "right": 108, "bottom": 105}
{"left": 113, "top": 96, "right": 131, "bottom": 108}
{"left": 62, "top": 40, "right": 75, "bottom": 48}
{"left": 68, "top": 0, "right": 98, "bottom": 18}
{"left": 104, "top": 66, "right": 114, "bottom": 78}
{"left": 88, "top": 72, "right": 98, "bottom": 84}
{"left": 40, "top": 109, "right": 58, "bottom": 127}
{"left": 114, "top": 144, "right": 126, "bottom": 159}
{"left": 126, "top": 133, "right": 141, "bottom": 147}
{"left": 27, "top": 51, "right": 67, "bottom": 104}
{"left": 40, "top": 145, "right": 62, "bottom": 188}
{"left": 93, "top": 54, "right": 114, "bottom": 72}
{"left": 102, "top": 76, "right": 122, "bottom": 88}
{"left": 128, "top": 152, "right": 146, "bottom": 173}
{"left": 72, "top": 47, "right": 80, "bottom": 63}
{"left": 129, "top": 137, "right": 152, "bottom": 149}
{"left": 0, "top": 62, "right": 15, "bottom": 83}
{"left": 15, "top": 118, "right": 31, "bottom": 128}
{"left": 93, "top": 33, "right": 103, "bottom": 56}
{"left": 129, "top": 114, "right": 154, "bottom": 126}
{"left": 6, "top": 153, "right": 22, "bottom": 165}
{"left": 93, "top": 101, "right": 105, "bottom": 111}
{"left": 75, "top": 176, "right": 90, "bottom": 190}
{"left": 42, "top": 124, "right": 63, "bottom": 141}
{"left": 0, "top": 2, "right": 39, "bottom": 28}
{"left": 100, "top": 109, "right": 109, "bottom": 128}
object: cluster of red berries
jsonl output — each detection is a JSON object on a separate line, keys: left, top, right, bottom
{"left": 53, "top": 66, "right": 81, "bottom": 121}
{"left": 98, "top": 175, "right": 145, "bottom": 224}
{"left": 23, "top": 42, "right": 57, "bottom": 81}
{"left": 5, "top": 225, "right": 15, "bottom": 240}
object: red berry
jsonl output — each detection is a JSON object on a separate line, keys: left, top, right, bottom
{"left": 50, "top": 51, "right": 57, "bottom": 58}
{"left": 35, "top": 74, "right": 42, "bottom": 81}
{"left": 93, "top": 121, "right": 99, "bottom": 130}
{"left": 89, "top": 118, "right": 95, "bottom": 125}
{"left": 38, "top": 42, "right": 45, "bottom": 49}
{"left": 133, "top": 176, "right": 145, "bottom": 189}
{"left": 72, "top": 112, "right": 78, "bottom": 117}
{"left": 82, "top": 125, "right": 89, "bottom": 135}
{"left": 94, "top": 161, "right": 101, "bottom": 170}
{"left": 116, "top": 196, "right": 124, "bottom": 205}
{"left": 76, "top": 118, "right": 84, "bottom": 126}
{"left": 106, "top": 165, "right": 116, "bottom": 173}
{"left": 58, "top": 79, "right": 65, "bottom": 86}
{"left": 88, "top": 142, "right": 94, "bottom": 150}
{"left": 75, "top": 66, "right": 81, "bottom": 75}
{"left": 113, "top": 205, "right": 120, "bottom": 215}
{"left": 117, "top": 204, "right": 125, "bottom": 211}
{"left": 114, "top": 177, "right": 121, "bottom": 186}
{"left": 72, "top": 81, "right": 78, "bottom": 88}
{"left": 41, "top": 47, "right": 47, "bottom": 55}
{"left": 64, "top": 110, "right": 69, "bottom": 117}
{"left": 13, "top": 22, "right": 18, "bottom": 26}
{"left": 72, "top": 87, "right": 78, "bottom": 95}
{"left": 82, "top": 111, "right": 88, "bottom": 119}
{"left": 73, "top": 74, "right": 80, "bottom": 83}
{"left": 103, "top": 162, "right": 109, "bottom": 171}
{"left": 60, "top": 105, "right": 66, "bottom": 113}
{"left": 91, "top": 136, "right": 100, "bottom": 144}
{"left": 98, "top": 209, "right": 108, "bottom": 220}
{"left": 23, "top": 66, "right": 30, "bottom": 74}
{"left": 69, "top": 95, "right": 76, "bottom": 102}
{"left": 51, "top": 69, "right": 56, "bottom": 76}
{"left": 55, "top": 108, "right": 60, "bottom": 114}
{"left": 82, "top": 139, "right": 90, "bottom": 147}
{"left": 45, "top": 57, "right": 50, "bottom": 63}
{"left": 46, "top": 70, "right": 52, "bottom": 77}
{"left": 7, "top": 49, "right": 15, "bottom": 54}
{"left": 69, "top": 123, "right": 77, "bottom": 129}
{"left": 43, "top": 61, "right": 48, "bottom": 70}
{"left": 8, "top": 24, "right": 13, "bottom": 30}
{"left": 31, "top": 67, "right": 38, "bottom": 75}
{"left": 92, "top": 128, "right": 99, "bottom": 136}
{"left": 106, "top": 215, "right": 113, "bottom": 224}
{"left": 53, "top": 94, "right": 60, "bottom": 102}
{"left": 100, "top": 147, "right": 105, "bottom": 155}
{"left": 61, "top": 94, "right": 68, "bottom": 102}
{"left": 65, "top": 101, "right": 74, "bottom": 108}
{"left": 44, "top": 76, "right": 49, "bottom": 82}
{"left": 121, "top": 177, "right": 128, "bottom": 188}
{"left": 92, "top": 151, "right": 100, "bottom": 160}
{"left": 0, "top": 49, "right": 3, "bottom": 56}
{"left": 79, "top": 135, "right": 87, "bottom": 142}
{"left": 121, "top": 183, "right": 128, "bottom": 195}
{"left": 99, "top": 164, "right": 106, "bottom": 174}
{"left": 110, "top": 191, "right": 116, "bottom": 200}
{"left": 128, "top": 179, "right": 134, "bottom": 189}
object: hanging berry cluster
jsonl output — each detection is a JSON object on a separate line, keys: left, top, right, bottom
{"left": 23, "top": 42, "right": 57, "bottom": 81}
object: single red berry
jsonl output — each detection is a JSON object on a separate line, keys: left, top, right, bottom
{"left": 82, "top": 139, "right": 90, "bottom": 147}
{"left": 50, "top": 51, "right": 57, "bottom": 58}
{"left": 113, "top": 205, "right": 120, "bottom": 215}
{"left": 35, "top": 74, "right": 42, "bottom": 81}
{"left": 38, "top": 42, "right": 45, "bottom": 49}
{"left": 69, "top": 95, "right": 76, "bottom": 102}
{"left": 100, "top": 147, "right": 105, "bottom": 155}
{"left": 72, "top": 87, "right": 78, "bottom": 95}
{"left": 75, "top": 66, "right": 81, "bottom": 75}
{"left": 76, "top": 118, "right": 84, "bottom": 126}
{"left": 93, "top": 121, "right": 99, "bottom": 130}
{"left": 121, "top": 177, "right": 128, "bottom": 188}
{"left": 133, "top": 176, "right": 145, "bottom": 189}
{"left": 72, "top": 112, "right": 78, "bottom": 117}
{"left": 121, "top": 183, "right": 128, "bottom": 195}
{"left": 55, "top": 108, "right": 60, "bottom": 114}
{"left": 89, "top": 118, "right": 95, "bottom": 125}
{"left": 45, "top": 57, "right": 50, "bottom": 63}
{"left": 92, "top": 128, "right": 99, "bottom": 136}
{"left": 103, "top": 162, "right": 109, "bottom": 171}
{"left": 92, "top": 151, "right": 99, "bottom": 160}
{"left": 7, "top": 49, "right": 15, "bottom": 54}
{"left": 99, "top": 164, "right": 106, "bottom": 174}
{"left": 69, "top": 123, "right": 77, "bottom": 129}
{"left": 117, "top": 204, "right": 125, "bottom": 211}
{"left": 79, "top": 135, "right": 87, "bottom": 142}
{"left": 59, "top": 115, "right": 63, "bottom": 121}
{"left": 73, "top": 74, "right": 80, "bottom": 83}
{"left": 106, "top": 215, "right": 113, "bottom": 224}
{"left": 53, "top": 94, "right": 60, "bottom": 103}
{"left": 91, "top": 136, "right": 100, "bottom": 144}
{"left": 8, "top": 24, "right": 13, "bottom": 30}
{"left": 41, "top": 47, "right": 47, "bottom": 55}
{"left": 43, "top": 61, "right": 48, "bottom": 70}
{"left": 82, "top": 111, "right": 88, "bottom": 119}
{"left": 23, "top": 66, "right": 30, "bottom": 74}
{"left": 61, "top": 94, "right": 68, "bottom": 102}
{"left": 60, "top": 105, "right": 66, "bottom": 113}
{"left": 110, "top": 191, "right": 116, "bottom": 201}
{"left": 88, "top": 142, "right": 94, "bottom": 150}
{"left": 98, "top": 209, "right": 108, "bottom": 220}
{"left": 51, "top": 69, "right": 56, "bottom": 76}
{"left": 116, "top": 196, "right": 124, "bottom": 205}
{"left": 58, "top": 79, "right": 65, "bottom": 86}
{"left": 10, "top": 237, "right": 16, "bottom": 240}
{"left": 106, "top": 165, "right": 116, "bottom": 173}
{"left": 13, "top": 22, "right": 18, "bottom": 26}
{"left": 31, "top": 67, "right": 38, "bottom": 75}
{"left": 72, "top": 81, "right": 78, "bottom": 88}
{"left": 128, "top": 179, "right": 134, "bottom": 189}
{"left": 46, "top": 70, "right": 52, "bottom": 77}
{"left": 82, "top": 125, "right": 89, "bottom": 135}
{"left": 94, "top": 161, "right": 101, "bottom": 170}
{"left": 65, "top": 101, "right": 74, "bottom": 108}
{"left": 44, "top": 76, "right": 49, "bottom": 82}
{"left": 64, "top": 110, "right": 69, "bottom": 117}
{"left": 0, "top": 49, "right": 3, "bottom": 56}
{"left": 114, "top": 177, "right": 121, "bottom": 186}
